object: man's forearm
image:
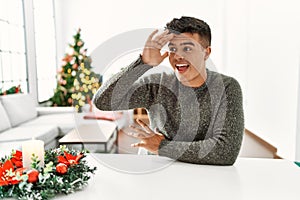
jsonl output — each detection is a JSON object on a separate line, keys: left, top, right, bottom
{"left": 158, "top": 133, "right": 242, "bottom": 165}
{"left": 93, "top": 56, "right": 152, "bottom": 111}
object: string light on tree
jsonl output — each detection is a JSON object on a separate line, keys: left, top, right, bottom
{"left": 72, "top": 59, "right": 101, "bottom": 112}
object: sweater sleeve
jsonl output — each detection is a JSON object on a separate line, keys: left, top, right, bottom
{"left": 93, "top": 56, "right": 153, "bottom": 111}
{"left": 158, "top": 78, "right": 244, "bottom": 165}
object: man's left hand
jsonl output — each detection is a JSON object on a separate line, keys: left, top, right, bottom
{"left": 129, "top": 119, "right": 165, "bottom": 154}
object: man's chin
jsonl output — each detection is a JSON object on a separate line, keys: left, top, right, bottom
{"left": 175, "top": 73, "right": 188, "bottom": 84}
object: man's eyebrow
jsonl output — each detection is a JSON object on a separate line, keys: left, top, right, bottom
{"left": 168, "top": 42, "right": 195, "bottom": 47}
{"left": 180, "top": 42, "right": 195, "bottom": 46}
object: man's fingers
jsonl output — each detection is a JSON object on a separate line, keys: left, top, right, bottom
{"left": 146, "top": 29, "right": 159, "bottom": 44}
{"left": 145, "top": 30, "right": 173, "bottom": 50}
{"left": 161, "top": 52, "right": 169, "bottom": 60}
{"left": 128, "top": 126, "right": 147, "bottom": 137}
{"left": 153, "top": 30, "right": 169, "bottom": 41}
{"left": 136, "top": 119, "right": 153, "bottom": 134}
{"left": 154, "top": 128, "right": 164, "bottom": 137}
{"left": 153, "top": 32, "right": 173, "bottom": 48}
{"left": 158, "top": 33, "right": 174, "bottom": 47}
{"left": 136, "top": 118, "right": 148, "bottom": 128}
{"left": 127, "top": 131, "right": 147, "bottom": 139}
{"left": 131, "top": 142, "right": 145, "bottom": 148}
{"left": 156, "top": 31, "right": 173, "bottom": 42}
{"left": 136, "top": 118, "right": 147, "bottom": 126}
{"left": 129, "top": 124, "right": 152, "bottom": 138}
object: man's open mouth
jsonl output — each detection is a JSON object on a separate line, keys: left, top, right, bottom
{"left": 175, "top": 63, "right": 189, "bottom": 73}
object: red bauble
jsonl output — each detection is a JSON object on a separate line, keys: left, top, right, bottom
{"left": 56, "top": 163, "right": 68, "bottom": 174}
{"left": 27, "top": 169, "right": 39, "bottom": 183}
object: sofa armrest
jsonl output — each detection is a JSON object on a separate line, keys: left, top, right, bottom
{"left": 36, "top": 107, "right": 75, "bottom": 116}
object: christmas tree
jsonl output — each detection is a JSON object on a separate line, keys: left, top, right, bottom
{"left": 49, "top": 28, "right": 101, "bottom": 112}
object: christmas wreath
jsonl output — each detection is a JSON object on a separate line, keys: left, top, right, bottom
{"left": 0, "top": 146, "right": 97, "bottom": 199}
{"left": 0, "top": 85, "right": 22, "bottom": 96}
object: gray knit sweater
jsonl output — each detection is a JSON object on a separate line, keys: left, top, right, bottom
{"left": 93, "top": 56, "right": 244, "bottom": 165}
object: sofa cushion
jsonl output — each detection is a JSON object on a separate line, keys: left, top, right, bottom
{"left": 0, "top": 125, "right": 59, "bottom": 145}
{"left": 0, "top": 101, "right": 12, "bottom": 132}
{"left": 0, "top": 94, "right": 38, "bottom": 127}
{"left": 20, "top": 113, "right": 75, "bottom": 136}
{"left": 36, "top": 106, "right": 75, "bottom": 115}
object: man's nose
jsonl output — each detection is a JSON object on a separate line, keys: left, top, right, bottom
{"left": 174, "top": 52, "right": 184, "bottom": 60}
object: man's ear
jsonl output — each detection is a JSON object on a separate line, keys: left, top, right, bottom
{"left": 204, "top": 46, "right": 211, "bottom": 60}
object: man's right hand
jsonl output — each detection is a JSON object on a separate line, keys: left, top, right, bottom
{"left": 142, "top": 29, "right": 174, "bottom": 66}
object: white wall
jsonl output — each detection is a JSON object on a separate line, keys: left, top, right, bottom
{"left": 54, "top": 0, "right": 225, "bottom": 70}
{"left": 297, "top": 53, "right": 300, "bottom": 161}
{"left": 54, "top": 0, "right": 300, "bottom": 160}
{"left": 225, "top": 0, "right": 300, "bottom": 160}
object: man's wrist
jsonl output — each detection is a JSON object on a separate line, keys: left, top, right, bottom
{"left": 140, "top": 54, "right": 146, "bottom": 64}
{"left": 158, "top": 139, "right": 169, "bottom": 156}
{"left": 140, "top": 54, "right": 151, "bottom": 66}
{"left": 140, "top": 54, "right": 156, "bottom": 67}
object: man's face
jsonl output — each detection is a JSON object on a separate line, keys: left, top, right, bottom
{"left": 168, "top": 33, "right": 211, "bottom": 87}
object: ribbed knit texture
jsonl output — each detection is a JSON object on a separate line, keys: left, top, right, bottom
{"left": 93, "top": 56, "right": 244, "bottom": 165}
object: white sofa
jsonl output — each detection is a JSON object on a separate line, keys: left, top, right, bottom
{"left": 0, "top": 94, "right": 76, "bottom": 155}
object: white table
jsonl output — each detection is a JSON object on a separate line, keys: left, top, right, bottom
{"left": 56, "top": 154, "right": 300, "bottom": 200}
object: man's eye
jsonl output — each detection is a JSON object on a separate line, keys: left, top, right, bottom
{"left": 169, "top": 47, "right": 176, "bottom": 52}
{"left": 183, "top": 47, "right": 192, "bottom": 52}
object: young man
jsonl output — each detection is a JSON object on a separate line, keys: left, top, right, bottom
{"left": 93, "top": 16, "right": 244, "bottom": 165}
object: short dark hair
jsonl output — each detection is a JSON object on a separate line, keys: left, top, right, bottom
{"left": 165, "top": 16, "right": 211, "bottom": 47}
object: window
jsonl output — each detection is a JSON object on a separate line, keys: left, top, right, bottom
{"left": 0, "top": 0, "right": 27, "bottom": 93}
{"left": 33, "top": 0, "right": 57, "bottom": 102}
